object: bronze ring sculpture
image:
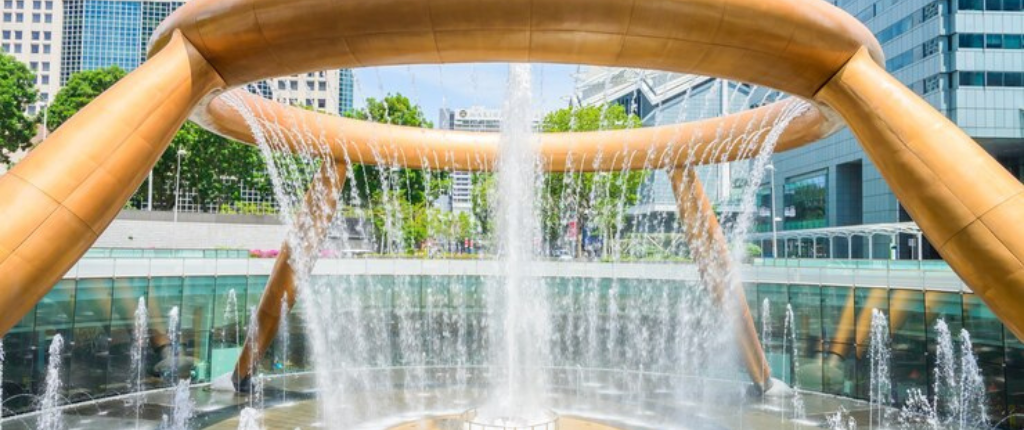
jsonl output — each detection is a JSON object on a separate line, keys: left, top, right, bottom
{"left": 0, "top": 0, "right": 1020, "bottom": 393}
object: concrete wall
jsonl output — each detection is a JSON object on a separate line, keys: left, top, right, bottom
{"left": 95, "top": 211, "right": 286, "bottom": 250}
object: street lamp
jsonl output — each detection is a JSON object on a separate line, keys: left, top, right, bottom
{"left": 174, "top": 149, "right": 187, "bottom": 222}
{"left": 766, "top": 164, "right": 779, "bottom": 259}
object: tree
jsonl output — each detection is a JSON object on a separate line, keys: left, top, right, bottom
{"left": 136, "top": 121, "right": 274, "bottom": 212}
{"left": 344, "top": 93, "right": 448, "bottom": 252}
{"left": 45, "top": 66, "right": 126, "bottom": 131}
{"left": 540, "top": 104, "right": 645, "bottom": 257}
{"left": 0, "top": 53, "right": 38, "bottom": 163}
{"left": 48, "top": 67, "right": 274, "bottom": 211}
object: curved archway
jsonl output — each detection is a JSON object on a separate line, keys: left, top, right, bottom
{"left": 0, "top": 0, "right": 1020, "bottom": 398}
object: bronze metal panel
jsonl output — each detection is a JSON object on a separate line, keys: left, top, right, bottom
{"left": 0, "top": 175, "right": 60, "bottom": 252}
{"left": 815, "top": 47, "right": 1024, "bottom": 340}
{"left": 233, "top": 162, "right": 348, "bottom": 383}
{"left": 435, "top": 30, "right": 531, "bottom": 64}
{"left": 670, "top": 167, "right": 770, "bottom": 390}
{"left": 530, "top": 0, "right": 634, "bottom": 34}
{"left": 0, "top": 31, "right": 224, "bottom": 337}
{"left": 427, "top": 0, "right": 532, "bottom": 31}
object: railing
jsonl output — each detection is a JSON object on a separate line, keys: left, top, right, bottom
{"left": 752, "top": 257, "right": 953, "bottom": 272}
{"left": 82, "top": 247, "right": 251, "bottom": 259}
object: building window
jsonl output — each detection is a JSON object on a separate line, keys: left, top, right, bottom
{"left": 31, "top": 12, "right": 38, "bottom": 22}
{"left": 13, "top": 30, "right": 20, "bottom": 40}
{"left": 1, "top": 31, "right": 8, "bottom": 39}
{"left": 959, "top": 33, "right": 985, "bottom": 48}
{"left": 43, "top": 31, "right": 50, "bottom": 40}
{"left": 783, "top": 170, "right": 828, "bottom": 230}
{"left": 987, "top": 34, "right": 1004, "bottom": 48}
{"left": 44, "top": 0, "right": 50, "bottom": 9}
{"left": 961, "top": 0, "right": 1023, "bottom": 9}
{"left": 959, "top": 71, "right": 986, "bottom": 86}
{"left": 42, "top": 44, "right": 48, "bottom": 54}
{"left": 41, "top": 61, "right": 48, "bottom": 71}
{"left": 290, "top": 81, "right": 298, "bottom": 90}
{"left": 40, "top": 74, "right": 48, "bottom": 84}
{"left": 277, "top": 80, "right": 286, "bottom": 90}
{"left": 3, "top": 13, "right": 11, "bottom": 22}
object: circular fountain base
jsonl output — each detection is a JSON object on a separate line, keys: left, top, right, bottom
{"left": 460, "top": 409, "right": 559, "bottom": 430}
{"left": 387, "top": 414, "right": 625, "bottom": 430}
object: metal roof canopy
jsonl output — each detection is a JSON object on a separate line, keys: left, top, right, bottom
{"left": 746, "top": 222, "right": 922, "bottom": 241}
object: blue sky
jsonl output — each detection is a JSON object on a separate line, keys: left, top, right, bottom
{"left": 351, "top": 63, "right": 582, "bottom": 126}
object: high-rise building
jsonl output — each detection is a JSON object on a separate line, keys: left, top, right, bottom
{"left": 61, "top": 0, "right": 184, "bottom": 84}
{"left": 572, "top": 67, "right": 782, "bottom": 226}
{"left": 338, "top": 68, "right": 354, "bottom": 115}
{"left": 760, "top": 0, "right": 1024, "bottom": 259}
{"left": 268, "top": 70, "right": 341, "bottom": 114}
{"left": 0, "top": 0, "right": 62, "bottom": 115}
{"left": 439, "top": 106, "right": 502, "bottom": 212}
{"left": 60, "top": 0, "right": 344, "bottom": 115}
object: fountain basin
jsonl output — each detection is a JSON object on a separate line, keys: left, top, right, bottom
{"left": 461, "top": 409, "right": 559, "bottom": 430}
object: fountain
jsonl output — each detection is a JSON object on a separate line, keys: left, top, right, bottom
{"left": 128, "top": 296, "right": 148, "bottom": 426}
{"left": 164, "top": 379, "right": 193, "bottom": 430}
{"left": 783, "top": 304, "right": 804, "bottom": 421}
{"left": 224, "top": 289, "right": 240, "bottom": 346}
{"left": 868, "top": 308, "right": 892, "bottom": 427}
{"left": 959, "top": 329, "right": 987, "bottom": 429}
{"left": 245, "top": 306, "right": 263, "bottom": 419}
{"left": 276, "top": 292, "right": 289, "bottom": 398}
{"left": 166, "top": 306, "right": 181, "bottom": 382}
{"left": 475, "top": 63, "right": 552, "bottom": 428}
{"left": 0, "top": 337, "right": 4, "bottom": 430}
{"left": 38, "top": 334, "right": 63, "bottom": 430}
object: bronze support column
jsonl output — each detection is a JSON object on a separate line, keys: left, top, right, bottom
{"left": 232, "top": 161, "right": 348, "bottom": 388}
{"left": 0, "top": 31, "right": 224, "bottom": 337}
{"left": 670, "top": 167, "right": 772, "bottom": 391}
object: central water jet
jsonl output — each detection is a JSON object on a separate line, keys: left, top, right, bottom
{"left": 477, "top": 63, "right": 554, "bottom": 427}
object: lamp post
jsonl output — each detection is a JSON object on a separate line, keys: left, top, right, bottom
{"left": 174, "top": 149, "right": 187, "bottom": 222}
{"left": 766, "top": 164, "right": 779, "bottom": 258}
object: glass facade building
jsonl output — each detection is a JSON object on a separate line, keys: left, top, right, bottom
{"left": 766, "top": 0, "right": 1024, "bottom": 259}
{"left": 60, "top": 0, "right": 183, "bottom": 85}
{"left": 338, "top": 68, "right": 354, "bottom": 115}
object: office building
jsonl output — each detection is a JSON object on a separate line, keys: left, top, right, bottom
{"left": 759, "top": 0, "right": 1024, "bottom": 259}
{"left": 0, "top": 0, "right": 62, "bottom": 115}
{"left": 572, "top": 67, "right": 781, "bottom": 227}
{"left": 439, "top": 106, "right": 502, "bottom": 212}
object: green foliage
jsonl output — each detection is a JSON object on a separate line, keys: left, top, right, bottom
{"left": 47, "top": 67, "right": 274, "bottom": 212}
{"left": 131, "top": 121, "right": 274, "bottom": 211}
{"left": 746, "top": 243, "right": 763, "bottom": 259}
{"left": 540, "top": 104, "right": 646, "bottom": 254}
{"left": 345, "top": 93, "right": 449, "bottom": 252}
{"left": 0, "top": 53, "right": 38, "bottom": 162}
{"left": 45, "top": 66, "right": 126, "bottom": 130}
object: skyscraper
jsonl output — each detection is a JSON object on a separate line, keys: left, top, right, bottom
{"left": 338, "top": 68, "right": 354, "bottom": 115}
{"left": 0, "top": 0, "right": 62, "bottom": 115}
{"left": 762, "top": 0, "right": 1024, "bottom": 259}
{"left": 61, "top": 0, "right": 183, "bottom": 84}
{"left": 439, "top": 106, "right": 502, "bottom": 212}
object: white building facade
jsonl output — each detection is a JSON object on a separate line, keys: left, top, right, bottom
{"left": 0, "top": 0, "right": 61, "bottom": 116}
